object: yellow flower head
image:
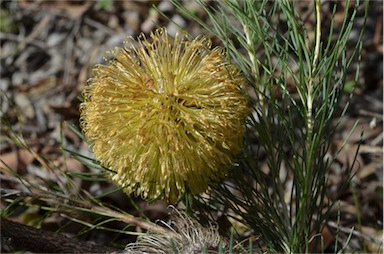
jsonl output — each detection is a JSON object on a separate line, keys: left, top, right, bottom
{"left": 80, "top": 28, "right": 249, "bottom": 203}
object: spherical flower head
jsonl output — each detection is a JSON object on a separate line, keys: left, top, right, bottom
{"left": 80, "top": 28, "right": 249, "bottom": 203}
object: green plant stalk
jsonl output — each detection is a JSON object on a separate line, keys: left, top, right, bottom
{"left": 243, "top": 21, "right": 261, "bottom": 106}
{"left": 240, "top": 1, "right": 291, "bottom": 234}
{"left": 275, "top": 0, "right": 308, "bottom": 250}
{"left": 351, "top": 184, "right": 366, "bottom": 251}
{"left": 290, "top": 0, "right": 322, "bottom": 250}
{"left": 170, "top": 0, "right": 367, "bottom": 252}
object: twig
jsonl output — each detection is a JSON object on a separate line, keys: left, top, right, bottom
{"left": 327, "top": 220, "right": 383, "bottom": 246}
{"left": 63, "top": 19, "right": 81, "bottom": 87}
{"left": 23, "top": 14, "right": 52, "bottom": 48}
{"left": 1, "top": 182, "right": 177, "bottom": 238}
{"left": 84, "top": 17, "right": 116, "bottom": 35}
{"left": 91, "top": 205, "right": 178, "bottom": 237}
{"left": 358, "top": 109, "right": 383, "bottom": 119}
{"left": 0, "top": 32, "right": 47, "bottom": 49}
{"left": 1, "top": 217, "right": 122, "bottom": 253}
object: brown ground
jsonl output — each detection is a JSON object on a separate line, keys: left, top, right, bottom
{"left": 1, "top": 0, "right": 382, "bottom": 253}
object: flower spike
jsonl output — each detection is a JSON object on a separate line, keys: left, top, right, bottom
{"left": 80, "top": 27, "right": 250, "bottom": 203}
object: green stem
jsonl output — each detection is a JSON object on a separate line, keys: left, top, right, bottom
{"left": 300, "top": 0, "right": 322, "bottom": 251}
{"left": 243, "top": 19, "right": 291, "bottom": 243}
{"left": 243, "top": 23, "right": 263, "bottom": 108}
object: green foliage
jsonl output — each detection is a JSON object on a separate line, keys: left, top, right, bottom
{"left": 174, "top": 0, "right": 368, "bottom": 252}
{"left": 0, "top": 7, "right": 15, "bottom": 33}
{"left": 96, "top": 0, "right": 112, "bottom": 11}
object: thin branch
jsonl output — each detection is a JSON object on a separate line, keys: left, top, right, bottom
{"left": 1, "top": 218, "right": 122, "bottom": 253}
{"left": 327, "top": 220, "right": 383, "bottom": 246}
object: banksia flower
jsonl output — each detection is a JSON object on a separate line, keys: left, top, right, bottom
{"left": 80, "top": 27, "right": 249, "bottom": 203}
{"left": 125, "top": 206, "right": 248, "bottom": 253}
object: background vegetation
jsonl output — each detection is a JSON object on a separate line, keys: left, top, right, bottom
{"left": 1, "top": 0, "right": 382, "bottom": 253}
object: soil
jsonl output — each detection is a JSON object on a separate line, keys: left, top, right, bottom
{"left": 1, "top": 0, "right": 382, "bottom": 252}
